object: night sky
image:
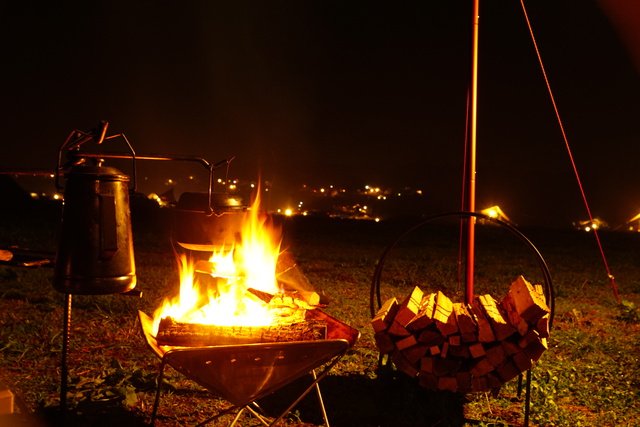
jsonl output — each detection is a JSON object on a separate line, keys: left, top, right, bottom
{"left": 1, "top": 1, "right": 638, "bottom": 228}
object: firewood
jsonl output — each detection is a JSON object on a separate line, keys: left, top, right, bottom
{"left": 418, "top": 327, "right": 444, "bottom": 346}
{"left": 470, "top": 299, "right": 496, "bottom": 343}
{"left": 370, "top": 275, "right": 552, "bottom": 393}
{"left": 396, "top": 334, "right": 418, "bottom": 351}
{"left": 508, "top": 276, "right": 549, "bottom": 324}
{"left": 388, "top": 320, "right": 411, "bottom": 337}
{"left": 438, "top": 376, "right": 458, "bottom": 392}
{"left": 512, "top": 351, "right": 533, "bottom": 372}
{"left": 496, "top": 359, "right": 520, "bottom": 383}
{"left": 390, "top": 349, "right": 418, "bottom": 377}
{"left": 440, "top": 341, "right": 450, "bottom": 358}
{"left": 518, "top": 328, "right": 541, "bottom": 349}
{"left": 394, "top": 286, "right": 424, "bottom": 327}
{"left": 525, "top": 337, "right": 548, "bottom": 362}
{"left": 500, "top": 292, "right": 529, "bottom": 336}
{"left": 469, "top": 357, "right": 493, "bottom": 377}
{"left": 448, "top": 334, "right": 462, "bottom": 347}
{"left": 484, "top": 344, "right": 508, "bottom": 368}
{"left": 433, "top": 356, "right": 461, "bottom": 376}
{"left": 501, "top": 337, "right": 522, "bottom": 355}
{"left": 453, "top": 303, "right": 477, "bottom": 343}
{"left": 468, "top": 342, "right": 485, "bottom": 359}
{"left": 429, "top": 345, "right": 441, "bottom": 356}
{"left": 420, "top": 356, "right": 435, "bottom": 373}
{"left": 403, "top": 344, "right": 429, "bottom": 364}
{"left": 371, "top": 297, "right": 399, "bottom": 333}
{"left": 374, "top": 331, "right": 395, "bottom": 354}
{"left": 536, "top": 313, "right": 550, "bottom": 338}
{"left": 407, "top": 293, "right": 436, "bottom": 331}
{"left": 448, "top": 343, "right": 470, "bottom": 358}
{"left": 433, "top": 291, "right": 458, "bottom": 336}
{"left": 478, "top": 294, "right": 517, "bottom": 340}
{"left": 156, "top": 316, "right": 327, "bottom": 346}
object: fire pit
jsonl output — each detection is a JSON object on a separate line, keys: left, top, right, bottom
{"left": 139, "top": 309, "right": 358, "bottom": 425}
{"left": 140, "top": 188, "right": 359, "bottom": 425}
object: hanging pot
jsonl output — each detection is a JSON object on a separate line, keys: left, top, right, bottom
{"left": 54, "top": 165, "right": 136, "bottom": 295}
{"left": 172, "top": 192, "right": 247, "bottom": 252}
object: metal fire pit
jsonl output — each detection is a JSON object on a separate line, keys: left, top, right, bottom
{"left": 139, "top": 310, "right": 359, "bottom": 426}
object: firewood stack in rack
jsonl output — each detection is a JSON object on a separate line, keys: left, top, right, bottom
{"left": 371, "top": 276, "right": 550, "bottom": 393}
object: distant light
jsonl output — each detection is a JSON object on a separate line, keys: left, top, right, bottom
{"left": 29, "top": 192, "right": 38, "bottom": 199}
{"left": 189, "top": 175, "right": 194, "bottom": 180}
{"left": 375, "top": 217, "right": 381, "bottom": 222}
{"left": 285, "top": 209, "right": 293, "bottom": 216}
{"left": 416, "top": 190, "right": 423, "bottom": 195}
{"left": 250, "top": 183, "right": 255, "bottom": 188}
{"left": 53, "top": 194, "right": 62, "bottom": 200}
{"left": 228, "top": 184, "right": 237, "bottom": 190}
{"left": 320, "top": 188, "right": 325, "bottom": 193}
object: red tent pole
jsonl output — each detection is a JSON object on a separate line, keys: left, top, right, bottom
{"left": 466, "top": 0, "right": 480, "bottom": 305}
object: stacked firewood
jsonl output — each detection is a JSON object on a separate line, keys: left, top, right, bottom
{"left": 371, "top": 276, "right": 550, "bottom": 393}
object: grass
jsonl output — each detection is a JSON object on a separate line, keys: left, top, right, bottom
{"left": 1, "top": 203, "right": 639, "bottom": 426}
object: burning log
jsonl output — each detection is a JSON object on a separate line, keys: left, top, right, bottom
{"left": 156, "top": 315, "right": 327, "bottom": 347}
{"left": 372, "top": 276, "right": 550, "bottom": 393}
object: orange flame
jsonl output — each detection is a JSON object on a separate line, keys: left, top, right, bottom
{"left": 151, "top": 191, "right": 283, "bottom": 334}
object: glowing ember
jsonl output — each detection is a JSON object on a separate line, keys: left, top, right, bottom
{"left": 152, "top": 191, "right": 292, "bottom": 335}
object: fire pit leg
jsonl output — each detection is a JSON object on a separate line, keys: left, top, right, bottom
{"left": 269, "top": 351, "right": 348, "bottom": 427}
{"left": 149, "top": 358, "right": 167, "bottom": 426}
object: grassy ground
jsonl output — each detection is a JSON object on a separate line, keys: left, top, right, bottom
{"left": 0, "top": 203, "right": 639, "bottom": 426}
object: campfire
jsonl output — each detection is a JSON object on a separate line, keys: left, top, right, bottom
{"left": 149, "top": 191, "right": 325, "bottom": 346}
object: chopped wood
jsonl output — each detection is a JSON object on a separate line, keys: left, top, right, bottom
{"left": 403, "top": 344, "right": 429, "bottom": 364}
{"left": 448, "top": 334, "right": 462, "bottom": 347}
{"left": 512, "top": 351, "right": 533, "bottom": 372}
{"left": 453, "top": 303, "right": 477, "bottom": 343}
{"left": 496, "top": 359, "right": 520, "bottom": 383}
{"left": 438, "top": 376, "right": 458, "bottom": 393}
{"left": 371, "top": 275, "right": 551, "bottom": 393}
{"left": 470, "top": 299, "right": 496, "bottom": 343}
{"left": 433, "top": 291, "right": 458, "bottom": 336}
{"left": 418, "top": 327, "right": 444, "bottom": 346}
{"left": 525, "top": 337, "right": 548, "bottom": 362}
{"left": 373, "top": 331, "right": 395, "bottom": 354}
{"left": 420, "top": 356, "right": 435, "bottom": 373}
{"left": 509, "top": 276, "right": 550, "bottom": 324}
{"left": 536, "top": 314, "right": 550, "bottom": 338}
{"left": 468, "top": 342, "right": 485, "bottom": 359}
{"left": 387, "top": 320, "right": 411, "bottom": 337}
{"left": 394, "top": 286, "right": 424, "bottom": 327}
{"left": 156, "top": 316, "right": 327, "bottom": 347}
{"left": 396, "top": 334, "right": 418, "bottom": 351}
{"left": 371, "top": 297, "right": 399, "bottom": 333}
{"left": 407, "top": 293, "right": 436, "bottom": 331}
{"left": 501, "top": 292, "right": 529, "bottom": 336}
{"left": 478, "top": 294, "right": 516, "bottom": 340}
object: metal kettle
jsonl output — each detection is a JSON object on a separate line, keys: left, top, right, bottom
{"left": 54, "top": 164, "right": 136, "bottom": 295}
